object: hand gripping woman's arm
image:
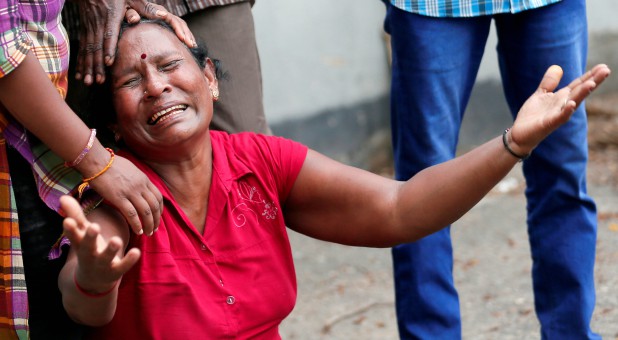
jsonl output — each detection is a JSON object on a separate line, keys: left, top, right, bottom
{"left": 0, "top": 52, "right": 163, "bottom": 235}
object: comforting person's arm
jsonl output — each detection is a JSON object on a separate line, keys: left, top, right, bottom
{"left": 284, "top": 65, "right": 610, "bottom": 247}
{"left": 0, "top": 51, "right": 163, "bottom": 235}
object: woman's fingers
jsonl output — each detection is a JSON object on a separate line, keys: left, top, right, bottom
{"left": 80, "top": 222, "right": 103, "bottom": 258}
{"left": 99, "top": 236, "right": 123, "bottom": 264}
{"left": 511, "top": 64, "right": 611, "bottom": 152}
{"left": 536, "top": 65, "right": 564, "bottom": 94}
{"left": 115, "top": 248, "right": 141, "bottom": 275}
{"left": 566, "top": 64, "right": 610, "bottom": 91}
{"left": 565, "top": 64, "right": 611, "bottom": 106}
{"left": 60, "top": 195, "right": 88, "bottom": 224}
{"left": 74, "top": 234, "right": 136, "bottom": 292}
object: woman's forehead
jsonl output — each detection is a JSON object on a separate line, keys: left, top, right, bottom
{"left": 113, "top": 25, "right": 184, "bottom": 75}
{"left": 120, "top": 24, "right": 179, "bottom": 50}
{"left": 116, "top": 26, "right": 185, "bottom": 63}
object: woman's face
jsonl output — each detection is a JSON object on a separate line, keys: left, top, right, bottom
{"left": 110, "top": 23, "right": 217, "bottom": 158}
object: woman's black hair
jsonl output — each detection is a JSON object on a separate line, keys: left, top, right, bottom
{"left": 85, "top": 19, "right": 225, "bottom": 147}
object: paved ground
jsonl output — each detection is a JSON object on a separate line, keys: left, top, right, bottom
{"left": 279, "top": 162, "right": 618, "bottom": 339}
{"left": 279, "top": 89, "right": 618, "bottom": 339}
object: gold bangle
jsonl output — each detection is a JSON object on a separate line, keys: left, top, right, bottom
{"left": 78, "top": 148, "right": 115, "bottom": 199}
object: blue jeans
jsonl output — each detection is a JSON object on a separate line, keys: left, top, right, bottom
{"left": 384, "top": 0, "right": 599, "bottom": 339}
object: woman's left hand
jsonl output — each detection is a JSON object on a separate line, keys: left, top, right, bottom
{"left": 74, "top": 0, "right": 195, "bottom": 85}
{"left": 509, "top": 64, "right": 611, "bottom": 156}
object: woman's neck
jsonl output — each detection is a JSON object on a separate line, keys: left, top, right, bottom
{"left": 145, "top": 142, "right": 213, "bottom": 234}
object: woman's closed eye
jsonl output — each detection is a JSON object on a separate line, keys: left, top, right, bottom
{"left": 159, "top": 59, "right": 183, "bottom": 72}
{"left": 122, "top": 77, "right": 141, "bottom": 88}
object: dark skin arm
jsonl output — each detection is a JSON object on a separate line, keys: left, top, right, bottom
{"left": 57, "top": 64, "right": 610, "bottom": 325}
{"left": 284, "top": 65, "right": 611, "bottom": 247}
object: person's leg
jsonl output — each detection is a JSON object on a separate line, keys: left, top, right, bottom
{"left": 495, "top": 1, "right": 599, "bottom": 338}
{"left": 384, "top": 4, "right": 490, "bottom": 338}
{"left": 183, "top": 2, "right": 271, "bottom": 134}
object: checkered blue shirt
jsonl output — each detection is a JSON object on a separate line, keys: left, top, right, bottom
{"left": 389, "top": 0, "right": 562, "bottom": 17}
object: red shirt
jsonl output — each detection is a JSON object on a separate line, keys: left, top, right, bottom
{"left": 89, "top": 131, "right": 308, "bottom": 339}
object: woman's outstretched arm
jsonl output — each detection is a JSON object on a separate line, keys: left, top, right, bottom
{"left": 284, "top": 64, "right": 611, "bottom": 247}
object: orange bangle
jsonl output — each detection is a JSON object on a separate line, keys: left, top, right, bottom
{"left": 78, "top": 148, "right": 115, "bottom": 199}
{"left": 73, "top": 272, "right": 118, "bottom": 298}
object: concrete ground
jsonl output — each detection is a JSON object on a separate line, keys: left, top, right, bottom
{"left": 279, "top": 163, "right": 618, "bottom": 339}
{"left": 279, "top": 89, "right": 618, "bottom": 339}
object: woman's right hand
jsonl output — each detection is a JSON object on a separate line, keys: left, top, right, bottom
{"left": 60, "top": 195, "right": 141, "bottom": 295}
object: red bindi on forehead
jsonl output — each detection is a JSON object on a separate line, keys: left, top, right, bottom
{"left": 141, "top": 53, "right": 147, "bottom": 59}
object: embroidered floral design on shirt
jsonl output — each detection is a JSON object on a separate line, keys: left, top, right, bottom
{"left": 262, "top": 202, "right": 277, "bottom": 220}
{"left": 232, "top": 181, "right": 278, "bottom": 227}
{"left": 238, "top": 181, "right": 263, "bottom": 203}
{"left": 231, "top": 203, "right": 257, "bottom": 228}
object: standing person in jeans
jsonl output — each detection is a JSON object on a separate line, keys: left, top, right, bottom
{"left": 383, "top": 0, "right": 599, "bottom": 338}
{"left": 63, "top": 0, "right": 270, "bottom": 135}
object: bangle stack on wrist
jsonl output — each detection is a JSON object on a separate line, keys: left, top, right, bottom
{"left": 502, "top": 128, "right": 530, "bottom": 161}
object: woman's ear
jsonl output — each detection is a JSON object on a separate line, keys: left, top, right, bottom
{"left": 204, "top": 58, "right": 218, "bottom": 88}
{"left": 204, "top": 58, "right": 219, "bottom": 102}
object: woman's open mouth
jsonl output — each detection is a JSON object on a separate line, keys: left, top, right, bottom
{"left": 148, "top": 104, "right": 188, "bottom": 125}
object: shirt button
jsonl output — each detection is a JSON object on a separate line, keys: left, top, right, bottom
{"left": 226, "top": 296, "right": 235, "bottom": 305}
{"left": 200, "top": 244, "right": 207, "bottom": 250}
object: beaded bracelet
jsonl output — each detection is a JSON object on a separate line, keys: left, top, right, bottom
{"left": 66, "top": 129, "right": 97, "bottom": 167}
{"left": 78, "top": 148, "right": 115, "bottom": 199}
{"left": 502, "top": 128, "right": 530, "bottom": 161}
{"left": 73, "top": 272, "right": 118, "bottom": 298}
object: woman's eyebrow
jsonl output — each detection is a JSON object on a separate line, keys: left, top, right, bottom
{"left": 114, "top": 50, "right": 182, "bottom": 77}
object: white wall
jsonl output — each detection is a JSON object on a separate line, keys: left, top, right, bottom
{"left": 253, "top": 0, "right": 618, "bottom": 124}
{"left": 253, "top": 0, "right": 389, "bottom": 124}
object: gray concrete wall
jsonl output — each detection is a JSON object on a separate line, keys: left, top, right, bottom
{"left": 252, "top": 1, "right": 618, "bottom": 166}
{"left": 253, "top": 0, "right": 389, "bottom": 124}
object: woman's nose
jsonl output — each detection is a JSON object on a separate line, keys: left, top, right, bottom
{"left": 143, "top": 74, "right": 171, "bottom": 99}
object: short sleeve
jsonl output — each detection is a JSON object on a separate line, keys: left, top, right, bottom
{"left": 264, "top": 135, "right": 308, "bottom": 200}
{"left": 0, "top": 0, "right": 33, "bottom": 77}
{"left": 231, "top": 133, "right": 308, "bottom": 202}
